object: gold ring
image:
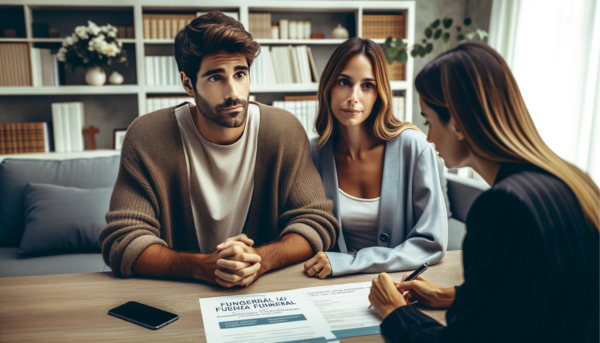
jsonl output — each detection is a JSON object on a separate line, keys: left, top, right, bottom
{"left": 311, "top": 264, "right": 320, "bottom": 273}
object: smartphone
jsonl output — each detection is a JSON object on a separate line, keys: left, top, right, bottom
{"left": 108, "top": 301, "right": 179, "bottom": 330}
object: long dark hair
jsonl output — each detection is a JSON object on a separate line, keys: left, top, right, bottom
{"left": 415, "top": 42, "right": 599, "bottom": 230}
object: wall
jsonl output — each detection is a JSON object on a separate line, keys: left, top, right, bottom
{"left": 410, "top": 0, "right": 493, "bottom": 131}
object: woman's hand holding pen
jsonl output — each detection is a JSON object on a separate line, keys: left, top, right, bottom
{"left": 368, "top": 273, "right": 407, "bottom": 319}
{"left": 395, "top": 275, "right": 456, "bottom": 309}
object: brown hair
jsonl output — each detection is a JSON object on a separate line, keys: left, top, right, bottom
{"left": 315, "top": 37, "right": 418, "bottom": 149}
{"left": 174, "top": 11, "right": 260, "bottom": 89}
{"left": 415, "top": 42, "right": 599, "bottom": 230}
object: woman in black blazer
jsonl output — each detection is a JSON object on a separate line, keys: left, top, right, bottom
{"left": 368, "top": 42, "right": 599, "bottom": 342}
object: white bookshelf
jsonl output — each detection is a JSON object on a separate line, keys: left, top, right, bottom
{"left": 0, "top": 0, "right": 415, "bottom": 122}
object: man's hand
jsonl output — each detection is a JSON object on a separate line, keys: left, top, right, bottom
{"left": 214, "top": 234, "right": 262, "bottom": 288}
{"left": 303, "top": 252, "right": 332, "bottom": 279}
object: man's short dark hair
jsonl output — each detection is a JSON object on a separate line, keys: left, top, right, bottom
{"left": 174, "top": 11, "right": 260, "bottom": 89}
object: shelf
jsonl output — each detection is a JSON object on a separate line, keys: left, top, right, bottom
{"left": 255, "top": 39, "right": 347, "bottom": 45}
{"left": 0, "top": 85, "right": 140, "bottom": 95}
{"left": 144, "top": 39, "right": 175, "bottom": 44}
{"left": 0, "top": 38, "right": 29, "bottom": 43}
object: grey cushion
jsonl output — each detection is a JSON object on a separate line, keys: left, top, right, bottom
{"left": 0, "top": 156, "right": 120, "bottom": 247}
{"left": 0, "top": 247, "right": 110, "bottom": 277}
{"left": 19, "top": 183, "right": 112, "bottom": 255}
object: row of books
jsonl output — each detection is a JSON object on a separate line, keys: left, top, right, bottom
{"left": 251, "top": 46, "right": 318, "bottom": 85}
{"left": 248, "top": 13, "right": 272, "bottom": 39}
{"left": 143, "top": 14, "right": 194, "bottom": 40}
{"left": 146, "top": 96, "right": 195, "bottom": 114}
{"left": 362, "top": 14, "right": 406, "bottom": 39}
{"left": 0, "top": 43, "right": 32, "bottom": 87}
{"left": 0, "top": 123, "right": 50, "bottom": 155}
{"left": 31, "top": 48, "right": 60, "bottom": 87}
{"left": 392, "top": 95, "right": 406, "bottom": 122}
{"left": 272, "top": 98, "right": 318, "bottom": 139}
{"left": 51, "top": 102, "right": 85, "bottom": 153}
{"left": 114, "top": 26, "right": 135, "bottom": 39}
{"left": 145, "top": 56, "right": 181, "bottom": 86}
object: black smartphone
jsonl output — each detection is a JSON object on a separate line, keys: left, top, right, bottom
{"left": 108, "top": 301, "right": 179, "bottom": 330}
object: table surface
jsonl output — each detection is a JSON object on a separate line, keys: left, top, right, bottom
{"left": 0, "top": 251, "right": 463, "bottom": 342}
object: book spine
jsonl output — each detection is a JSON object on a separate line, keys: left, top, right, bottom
{"left": 143, "top": 17, "right": 151, "bottom": 39}
{"left": 157, "top": 15, "right": 165, "bottom": 39}
{"left": 165, "top": 16, "right": 172, "bottom": 39}
{"left": 51, "top": 103, "right": 64, "bottom": 153}
{"left": 151, "top": 16, "right": 158, "bottom": 40}
{"left": 62, "top": 103, "right": 71, "bottom": 153}
{"left": 0, "top": 123, "right": 5, "bottom": 155}
{"left": 161, "top": 56, "right": 168, "bottom": 86}
{"left": 153, "top": 56, "right": 161, "bottom": 86}
{"left": 171, "top": 17, "right": 179, "bottom": 38}
{"left": 145, "top": 56, "right": 155, "bottom": 86}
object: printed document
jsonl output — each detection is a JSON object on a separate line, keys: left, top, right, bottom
{"left": 199, "top": 289, "right": 339, "bottom": 343}
{"left": 300, "top": 282, "right": 382, "bottom": 338}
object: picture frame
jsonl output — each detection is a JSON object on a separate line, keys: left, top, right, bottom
{"left": 113, "top": 128, "right": 128, "bottom": 150}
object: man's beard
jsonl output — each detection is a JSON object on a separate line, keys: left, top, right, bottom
{"left": 193, "top": 92, "right": 249, "bottom": 128}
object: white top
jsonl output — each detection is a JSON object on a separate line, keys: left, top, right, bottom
{"left": 175, "top": 103, "right": 260, "bottom": 253}
{"left": 338, "top": 188, "right": 380, "bottom": 253}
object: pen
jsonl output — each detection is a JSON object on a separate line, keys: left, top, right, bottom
{"left": 368, "top": 262, "right": 430, "bottom": 309}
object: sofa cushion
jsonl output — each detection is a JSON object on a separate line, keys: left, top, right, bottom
{"left": 19, "top": 183, "right": 112, "bottom": 255}
{"left": 0, "top": 156, "right": 120, "bottom": 247}
{"left": 0, "top": 248, "right": 110, "bottom": 277}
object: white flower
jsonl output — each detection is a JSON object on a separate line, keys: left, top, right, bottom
{"left": 105, "top": 42, "right": 120, "bottom": 57}
{"left": 57, "top": 47, "right": 67, "bottom": 62}
{"left": 95, "top": 40, "right": 108, "bottom": 54}
{"left": 70, "top": 33, "right": 79, "bottom": 43}
{"left": 87, "top": 20, "right": 100, "bottom": 36}
{"left": 75, "top": 26, "right": 88, "bottom": 39}
{"left": 64, "top": 36, "right": 75, "bottom": 46}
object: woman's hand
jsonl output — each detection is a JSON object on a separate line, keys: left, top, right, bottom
{"left": 303, "top": 252, "right": 332, "bottom": 279}
{"left": 395, "top": 275, "right": 456, "bottom": 308}
{"left": 368, "top": 273, "right": 407, "bottom": 319}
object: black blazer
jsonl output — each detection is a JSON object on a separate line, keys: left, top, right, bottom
{"left": 380, "top": 163, "right": 599, "bottom": 342}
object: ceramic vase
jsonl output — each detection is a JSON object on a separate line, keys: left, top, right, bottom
{"left": 85, "top": 67, "right": 106, "bottom": 86}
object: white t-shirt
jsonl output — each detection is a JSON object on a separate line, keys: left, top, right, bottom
{"left": 175, "top": 103, "right": 260, "bottom": 253}
{"left": 338, "top": 188, "right": 380, "bottom": 253}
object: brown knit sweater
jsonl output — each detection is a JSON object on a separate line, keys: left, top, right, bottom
{"left": 99, "top": 102, "right": 339, "bottom": 277}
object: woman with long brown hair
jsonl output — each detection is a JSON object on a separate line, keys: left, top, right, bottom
{"left": 368, "top": 42, "right": 599, "bottom": 342}
{"left": 303, "top": 37, "right": 449, "bottom": 279}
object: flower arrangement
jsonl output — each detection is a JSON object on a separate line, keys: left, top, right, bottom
{"left": 57, "top": 20, "right": 127, "bottom": 71}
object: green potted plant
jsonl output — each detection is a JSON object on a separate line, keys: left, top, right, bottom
{"left": 57, "top": 21, "right": 128, "bottom": 86}
{"left": 380, "top": 15, "right": 488, "bottom": 65}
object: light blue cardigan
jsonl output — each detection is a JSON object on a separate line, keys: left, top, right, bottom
{"left": 310, "top": 130, "right": 449, "bottom": 276}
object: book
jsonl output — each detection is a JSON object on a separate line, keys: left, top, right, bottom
{"left": 145, "top": 56, "right": 155, "bottom": 86}
{"left": 307, "top": 47, "right": 319, "bottom": 82}
{"left": 146, "top": 96, "right": 196, "bottom": 114}
{"left": 51, "top": 102, "right": 85, "bottom": 153}
{"left": 0, "top": 122, "right": 49, "bottom": 154}
{"left": 0, "top": 43, "right": 31, "bottom": 86}
{"left": 143, "top": 18, "right": 150, "bottom": 39}
{"left": 157, "top": 16, "right": 165, "bottom": 39}
{"left": 272, "top": 100, "right": 319, "bottom": 138}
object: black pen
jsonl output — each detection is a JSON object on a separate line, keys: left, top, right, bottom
{"left": 368, "top": 262, "right": 430, "bottom": 309}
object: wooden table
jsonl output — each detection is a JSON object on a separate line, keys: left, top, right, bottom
{"left": 0, "top": 251, "right": 463, "bottom": 342}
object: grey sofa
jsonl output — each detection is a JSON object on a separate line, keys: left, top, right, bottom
{"left": 0, "top": 151, "right": 488, "bottom": 278}
{"left": 0, "top": 153, "right": 120, "bottom": 277}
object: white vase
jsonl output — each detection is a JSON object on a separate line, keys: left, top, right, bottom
{"left": 85, "top": 67, "right": 106, "bottom": 86}
{"left": 108, "top": 71, "right": 124, "bottom": 85}
{"left": 332, "top": 24, "right": 349, "bottom": 39}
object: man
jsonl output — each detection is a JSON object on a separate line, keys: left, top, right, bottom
{"left": 99, "top": 11, "right": 338, "bottom": 288}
